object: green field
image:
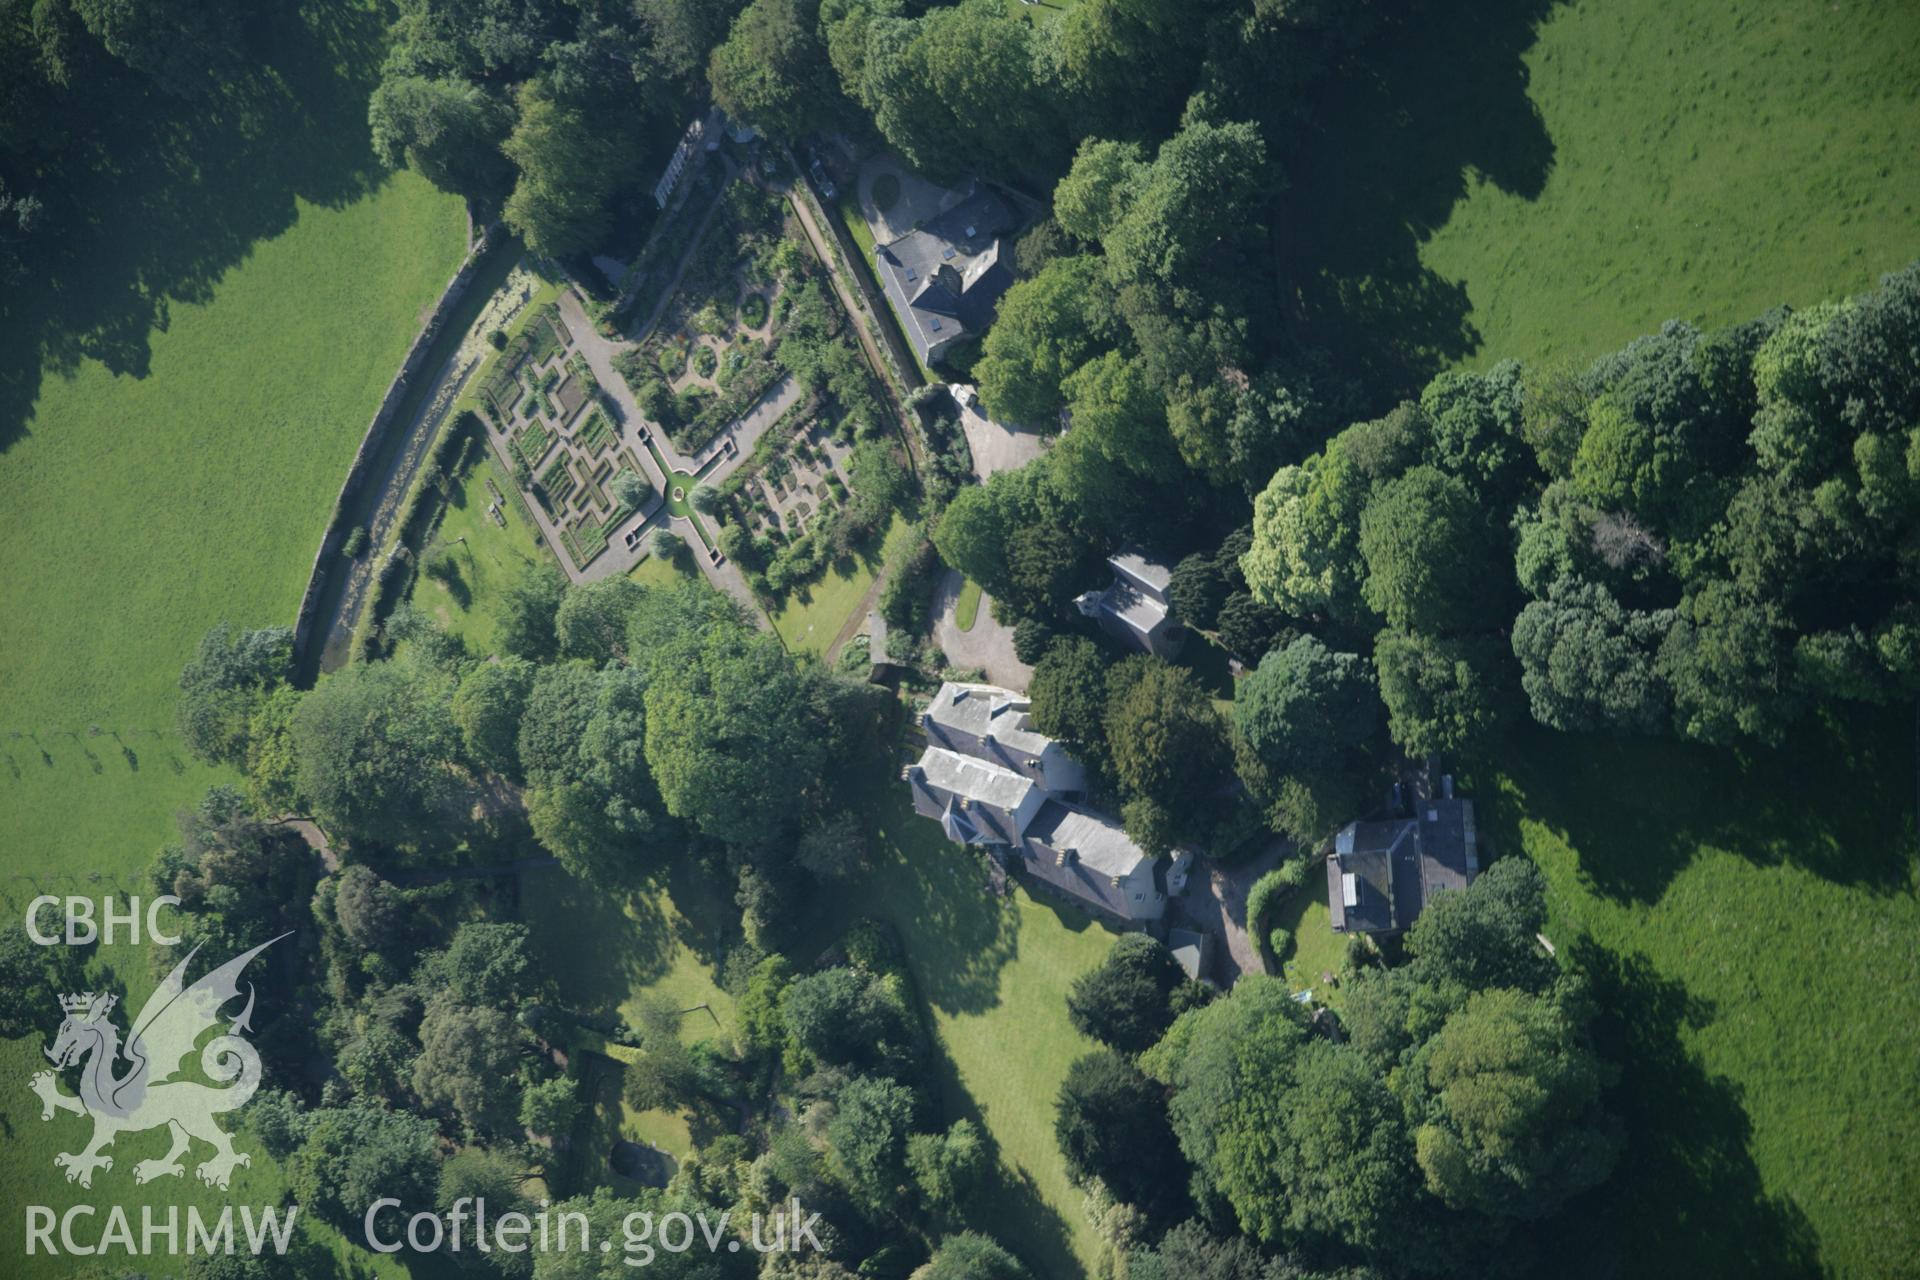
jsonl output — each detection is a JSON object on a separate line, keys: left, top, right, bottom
{"left": 0, "top": 172, "right": 465, "bottom": 891}
{"left": 1470, "top": 712, "right": 1920, "bottom": 1280}
{"left": 0, "top": 171, "right": 464, "bottom": 1279}
{"left": 418, "top": 449, "right": 552, "bottom": 657}
{"left": 1420, "top": 0, "right": 1920, "bottom": 369}
{"left": 801, "top": 781, "right": 1118, "bottom": 1280}
{"left": 1290, "top": 0, "right": 1920, "bottom": 385}
{"left": 0, "top": 6, "right": 466, "bottom": 1261}
{"left": 1274, "top": 886, "right": 1348, "bottom": 1010}
{"left": 630, "top": 550, "right": 697, "bottom": 589}
{"left": 772, "top": 514, "right": 914, "bottom": 654}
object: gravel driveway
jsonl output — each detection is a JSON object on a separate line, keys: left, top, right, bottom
{"left": 931, "top": 568, "right": 1033, "bottom": 690}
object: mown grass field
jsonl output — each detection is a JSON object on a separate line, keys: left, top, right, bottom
{"left": 629, "top": 551, "right": 697, "bottom": 589}
{"left": 954, "top": 578, "right": 984, "bottom": 632}
{"left": 772, "top": 513, "right": 914, "bottom": 654}
{"left": 800, "top": 780, "right": 1118, "bottom": 1280}
{"left": 1418, "top": 0, "right": 1920, "bottom": 369}
{"left": 1275, "top": 887, "right": 1347, "bottom": 1010}
{"left": 0, "top": 167, "right": 464, "bottom": 1274}
{"left": 1471, "top": 711, "right": 1919, "bottom": 1280}
{"left": 420, "top": 449, "right": 551, "bottom": 658}
{"left": 0, "top": 172, "right": 465, "bottom": 890}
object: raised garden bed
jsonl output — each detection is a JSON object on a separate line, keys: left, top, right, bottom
{"left": 512, "top": 420, "right": 555, "bottom": 469}
{"left": 555, "top": 373, "right": 587, "bottom": 421}
{"left": 541, "top": 455, "right": 577, "bottom": 507}
{"left": 575, "top": 410, "right": 615, "bottom": 457}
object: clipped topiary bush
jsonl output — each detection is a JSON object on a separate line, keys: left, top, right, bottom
{"left": 1268, "top": 927, "right": 1292, "bottom": 964}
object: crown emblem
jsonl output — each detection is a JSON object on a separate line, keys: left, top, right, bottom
{"left": 60, "top": 992, "right": 116, "bottom": 1017}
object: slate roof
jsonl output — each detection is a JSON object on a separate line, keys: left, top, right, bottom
{"left": 907, "top": 681, "right": 1176, "bottom": 922}
{"left": 914, "top": 746, "right": 1037, "bottom": 816}
{"left": 1078, "top": 547, "right": 1183, "bottom": 655}
{"left": 924, "top": 682, "right": 1053, "bottom": 759}
{"left": 1327, "top": 798, "right": 1480, "bottom": 935}
{"left": 1167, "top": 928, "right": 1214, "bottom": 983}
{"left": 1109, "top": 547, "right": 1173, "bottom": 599}
{"left": 875, "top": 182, "right": 1019, "bottom": 362}
{"left": 1015, "top": 803, "right": 1142, "bottom": 917}
{"left": 1023, "top": 800, "right": 1149, "bottom": 882}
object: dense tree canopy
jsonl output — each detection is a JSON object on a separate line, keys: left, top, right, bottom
{"left": 974, "top": 256, "right": 1117, "bottom": 427}
{"left": 708, "top": 0, "right": 843, "bottom": 143}
{"left": 293, "top": 657, "right": 459, "bottom": 842}
{"left": 1411, "top": 988, "right": 1623, "bottom": 1221}
{"left": 1054, "top": 1049, "right": 1187, "bottom": 1223}
{"left": 520, "top": 661, "right": 672, "bottom": 879}
{"left": 1235, "top": 635, "right": 1381, "bottom": 779}
{"left": 1511, "top": 579, "right": 1672, "bottom": 736}
{"left": 372, "top": 0, "right": 674, "bottom": 249}
{"left": 1373, "top": 629, "right": 1511, "bottom": 757}
{"left": 1104, "top": 657, "right": 1229, "bottom": 818}
{"left": 1358, "top": 465, "right": 1497, "bottom": 635}
{"left": 825, "top": 1073, "right": 919, "bottom": 1214}
{"left": 913, "top": 1232, "right": 1029, "bottom": 1280}
{"left": 452, "top": 655, "right": 535, "bottom": 778}
{"left": 1066, "top": 932, "right": 1186, "bottom": 1053}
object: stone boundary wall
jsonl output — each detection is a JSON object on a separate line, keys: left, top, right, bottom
{"left": 290, "top": 226, "right": 501, "bottom": 673}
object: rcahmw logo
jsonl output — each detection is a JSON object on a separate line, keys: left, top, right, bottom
{"left": 21, "top": 910, "right": 299, "bottom": 1258}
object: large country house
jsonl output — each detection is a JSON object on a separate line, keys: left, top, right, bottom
{"left": 905, "top": 681, "right": 1191, "bottom": 923}
{"left": 874, "top": 182, "right": 1019, "bottom": 366}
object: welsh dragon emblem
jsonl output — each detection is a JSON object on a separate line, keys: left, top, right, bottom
{"left": 28, "top": 934, "right": 287, "bottom": 1189}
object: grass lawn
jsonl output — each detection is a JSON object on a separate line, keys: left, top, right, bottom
{"left": 419, "top": 449, "right": 551, "bottom": 657}
{"left": 1289, "top": 0, "right": 1920, "bottom": 388}
{"left": 519, "top": 859, "right": 743, "bottom": 1173}
{"left": 799, "top": 776, "right": 1119, "bottom": 1280}
{"left": 1274, "top": 885, "right": 1348, "bottom": 1010}
{"left": 0, "top": 167, "right": 464, "bottom": 1280}
{"left": 0, "top": 170, "right": 465, "bottom": 893}
{"left": 955, "top": 578, "right": 984, "bottom": 632}
{"left": 1419, "top": 0, "right": 1920, "bottom": 371}
{"left": 630, "top": 549, "right": 698, "bottom": 589}
{"left": 0, "top": 7, "right": 465, "bottom": 1262}
{"left": 772, "top": 513, "right": 914, "bottom": 654}
{"left": 1471, "top": 711, "right": 1920, "bottom": 1280}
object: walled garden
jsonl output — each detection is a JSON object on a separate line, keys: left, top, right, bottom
{"left": 475, "top": 302, "right": 651, "bottom": 570}
{"left": 613, "top": 182, "right": 801, "bottom": 457}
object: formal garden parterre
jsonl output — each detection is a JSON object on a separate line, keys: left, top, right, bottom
{"left": 615, "top": 183, "right": 798, "bottom": 460}
{"left": 476, "top": 302, "right": 653, "bottom": 571}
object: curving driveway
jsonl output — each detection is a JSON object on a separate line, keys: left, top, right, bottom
{"left": 930, "top": 569, "right": 1032, "bottom": 690}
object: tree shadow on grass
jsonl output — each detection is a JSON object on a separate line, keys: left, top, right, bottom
{"left": 1483, "top": 707, "right": 1916, "bottom": 907}
{"left": 519, "top": 865, "right": 674, "bottom": 1021}
{"left": 793, "top": 728, "right": 1026, "bottom": 1015}
{"left": 1564, "top": 938, "right": 1822, "bottom": 1280}
{"left": 0, "top": 1, "right": 395, "bottom": 451}
{"left": 850, "top": 786, "right": 1022, "bottom": 1017}
{"left": 1281, "top": 0, "right": 1564, "bottom": 399}
{"left": 920, "top": 988, "right": 1084, "bottom": 1280}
